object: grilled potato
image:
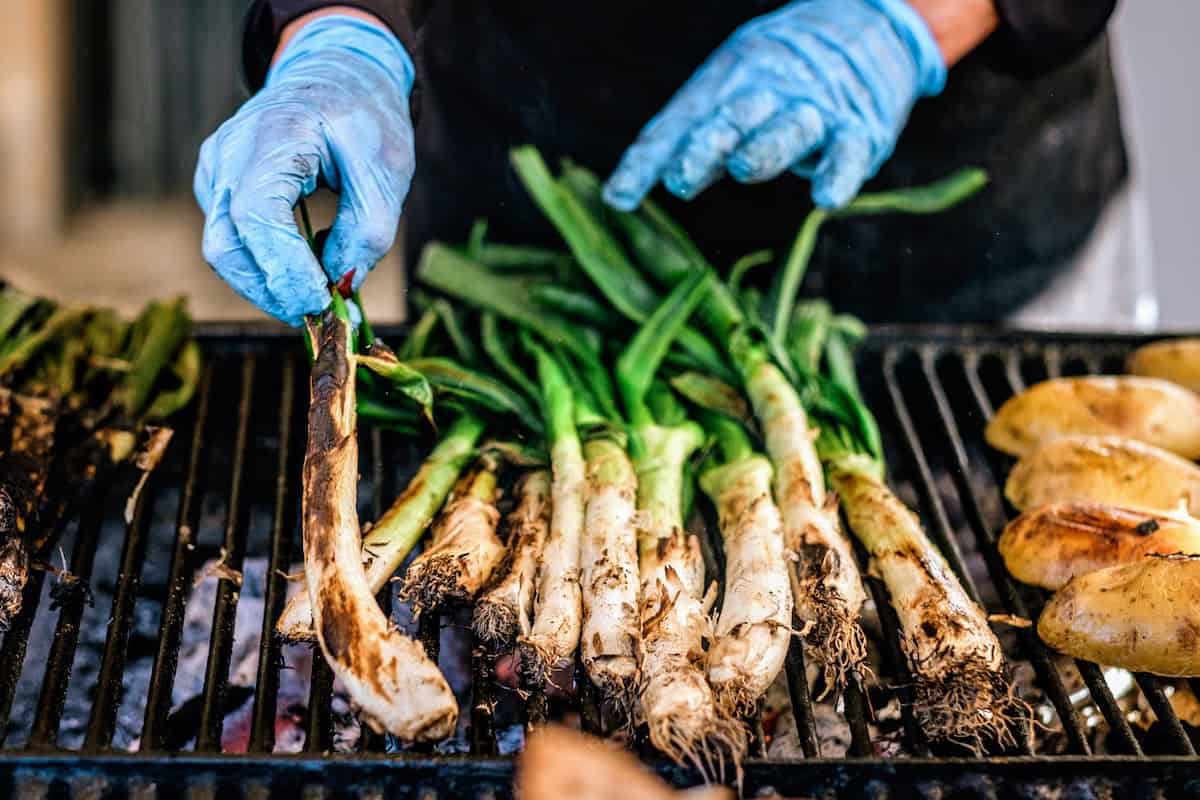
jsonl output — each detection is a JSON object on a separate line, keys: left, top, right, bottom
{"left": 986, "top": 376, "right": 1200, "bottom": 458}
{"left": 1005, "top": 435, "right": 1200, "bottom": 513}
{"left": 1038, "top": 554, "right": 1200, "bottom": 676}
{"left": 1000, "top": 502, "right": 1200, "bottom": 590}
{"left": 1127, "top": 338, "right": 1200, "bottom": 393}
{"left": 519, "top": 725, "right": 733, "bottom": 800}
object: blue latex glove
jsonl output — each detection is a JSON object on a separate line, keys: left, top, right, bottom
{"left": 194, "top": 16, "right": 415, "bottom": 325}
{"left": 603, "top": 0, "right": 946, "bottom": 212}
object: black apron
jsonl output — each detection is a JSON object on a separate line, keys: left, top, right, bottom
{"left": 404, "top": 1, "right": 1128, "bottom": 323}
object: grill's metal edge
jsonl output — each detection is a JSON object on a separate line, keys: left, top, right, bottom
{"left": 0, "top": 754, "right": 1197, "bottom": 795}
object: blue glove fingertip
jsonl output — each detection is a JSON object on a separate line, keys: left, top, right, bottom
{"left": 662, "top": 172, "right": 700, "bottom": 201}
{"left": 275, "top": 278, "right": 333, "bottom": 323}
{"left": 601, "top": 178, "right": 645, "bottom": 213}
{"left": 811, "top": 154, "right": 868, "bottom": 209}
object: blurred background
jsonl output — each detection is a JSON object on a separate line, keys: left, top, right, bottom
{"left": 0, "top": 1, "right": 1192, "bottom": 328}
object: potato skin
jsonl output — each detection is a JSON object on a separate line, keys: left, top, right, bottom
{"left": 1127, "top": 339, "right": 1200, "bottom": 393}
{"left": 986, "top": 376, "right": 1200, "bottom": 458}
{"left": 1000, "top": 503, "right": 1200, "bottom": 590}
{"left": 1005, "top": 435, "right": 1200, "bottom": 514}
{"left": 1038, "top": 555, "right": 1200, "bottom": 676}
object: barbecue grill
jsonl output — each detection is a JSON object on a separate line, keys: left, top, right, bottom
{"left": 2, "top": 324, "right": 1199, "bottom": 799}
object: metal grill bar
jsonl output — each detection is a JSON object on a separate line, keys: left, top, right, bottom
{"left": 783, "top": 638, "right": 819, "bottom": 758}
{"left": 574, "top": 658, "right": 600, "bottom": 737}
{"left": 249, "top": 356, "right": 299, "bottom": 754}
{"left": 304, "top": 655, "right": 335, "bottom": 754}
{"left": 141, "top": 369, "right": 215, "bottom": 750}
{"left": 906, "top": 347, "right": 1083, "bottom": 754}
{"left": 841, "top": 684, "right": 873, "bottom": 757}
{"left": 197, "top": 355, "right": 257, "bottom": 752}
{"left": 863, "top": 574, "right": 929, "bottom": 757}
{"left": 83, "top": 437, "right": 163, "bottom": 751}
{"left": 471, "top": 643, "right": 497, "bottom": 754}
{"left": 880, "top": 349, "right": 984, "bottom": 602}
{"left": 0, "top": 454, "right": 117, "bottom": 744}
{"left": 0, "top": 577, "right": 47, "bottom": 745}
{"left": 26, "top": 485, "right": 111, "bottom": 749}
{"left": 1135, "top": 676, "right": 1196, "bottom": 755}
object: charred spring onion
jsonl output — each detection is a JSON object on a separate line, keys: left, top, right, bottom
{"left": 634, "top": 419, "right": 744, "bottom": 771}
{"left": 474, "top": 469, "right": 553, "bottom": 647}
{"left": 699, "top": 413, "right": 792, "bottom": 716}
{"left": 301, "top": 301, "right": 456, "bottom": 740}
{"left": 817, "top": 320, "right": 1026, "bottom": 749}
{"left": 579, "top": 435, "right": 640, "bottom": 707}
{"left": 828, "top": 454, "right": 1024, "bottom": 749}
{"left": 277, "top": 413, "right": 484, "bottom": 642}
{"left": 517, "top": 337, "right": 586, "bottom": 688}
{"left": 409, "top": 148, "right": 1001, "bottom": 758}
{"left": 616, "top": 273, "right": 746, "bottom": 771}
{"left": 0, "top": 289, "right": 196, "bottom": 628}
{"left": 398, "top": 453, "right": 504, "bottom": 614}
{"left": 549, "top": 163, "right": 877, "bottom": 694}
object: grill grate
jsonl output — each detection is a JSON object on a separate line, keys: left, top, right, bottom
{"left": 1, "top": 324, "right": 1198, "bottom": 798}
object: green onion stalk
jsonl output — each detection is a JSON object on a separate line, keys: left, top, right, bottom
{"left": 290, "top": 209, "right": 518, "bottom": 640}
{"left": 516, "top": 335, "right": 587, "bottom": 689}
{"left": 277, "top": 412, "right": 486, "bottom": 642}
{"left": 615, "top": 273, "right": 746, "bottom": 774}
{"left": 566, "top": 273, "right": 718, "bottom": 720}
{"left": 415, "top": 234, "right": 630, "bottom": 692}
{"left": 299, "top": 296, "right": 457, "bottom": 741}
{"left": 815, "top": 326, "right": 1028, "bottom": 752}
{"left": 550, "top": 159, "right": 869, "bottom": 695}
{"left": 589, "top": 161, "right": 988, "bottom": 700}
{"left": 559, "top": 343, "right": 642, "bottom": 712}
{"left": 578, "top": 432, "right": 640, "bottom": 711}
{"left": 472, "top": 468, "right": 552, "bottom": 648}
{"left": 471, "top": 317, "right": 555, "bottom": 650}
{"left": 417, "top": 236, "right": 743, "bottom": 761}
{"left": 397, "top": 451, "right": 504, "bottom": 615}
{"left": 697, "top": 412, "right": 792, "bottom": 718}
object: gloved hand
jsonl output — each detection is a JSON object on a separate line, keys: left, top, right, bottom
{"left": 603, "top": 0, "right": 946, "bottom": 212}
{"left": 194, "top": 16, "right": 415, "bottom": 325}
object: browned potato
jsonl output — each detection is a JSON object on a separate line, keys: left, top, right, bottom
{"left": 518, "top": 725, "right": 733, "bottom": 800}
{"left": 1127, "top": 338, "right": 1200, "bottom": 393}
{"left": 986, "top": 376, "right": 1200, "bottom": 458}
{"left": 1038, "top": 554, "right": 1200, "bottom": 676}
{"left": 1000, "top": 502, "right": 1200, "bottom": 590}
{"left": 1005, "top": 435, "right": 1200, "bottom": 513}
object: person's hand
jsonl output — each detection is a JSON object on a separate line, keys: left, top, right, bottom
{"left": 603, "top": 0, "right": 947, "bottom": 212}
{"left": 194, "top": 16, "right": 415, "bottom": 325}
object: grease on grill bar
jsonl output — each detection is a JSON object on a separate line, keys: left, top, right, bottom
{"left": 0, "top": 327, "right": 1198, "bottom": 799}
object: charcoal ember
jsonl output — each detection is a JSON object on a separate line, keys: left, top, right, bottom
{"left": 159, "top": 557, "right": 362, "bottom": 753}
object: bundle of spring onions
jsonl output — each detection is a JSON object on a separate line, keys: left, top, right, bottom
{"left": 294, "top": 148, "right": 1027, "bottom": 761}
{"left": 407, "top": 146, "right": 1027, "bottom": 755}
{"left": 0, "top": 284, "right": 199, "bottom": 629}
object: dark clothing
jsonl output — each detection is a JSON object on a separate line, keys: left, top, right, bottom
{"left": 244, "top": 0, "right": 1127, "bottom": 323}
